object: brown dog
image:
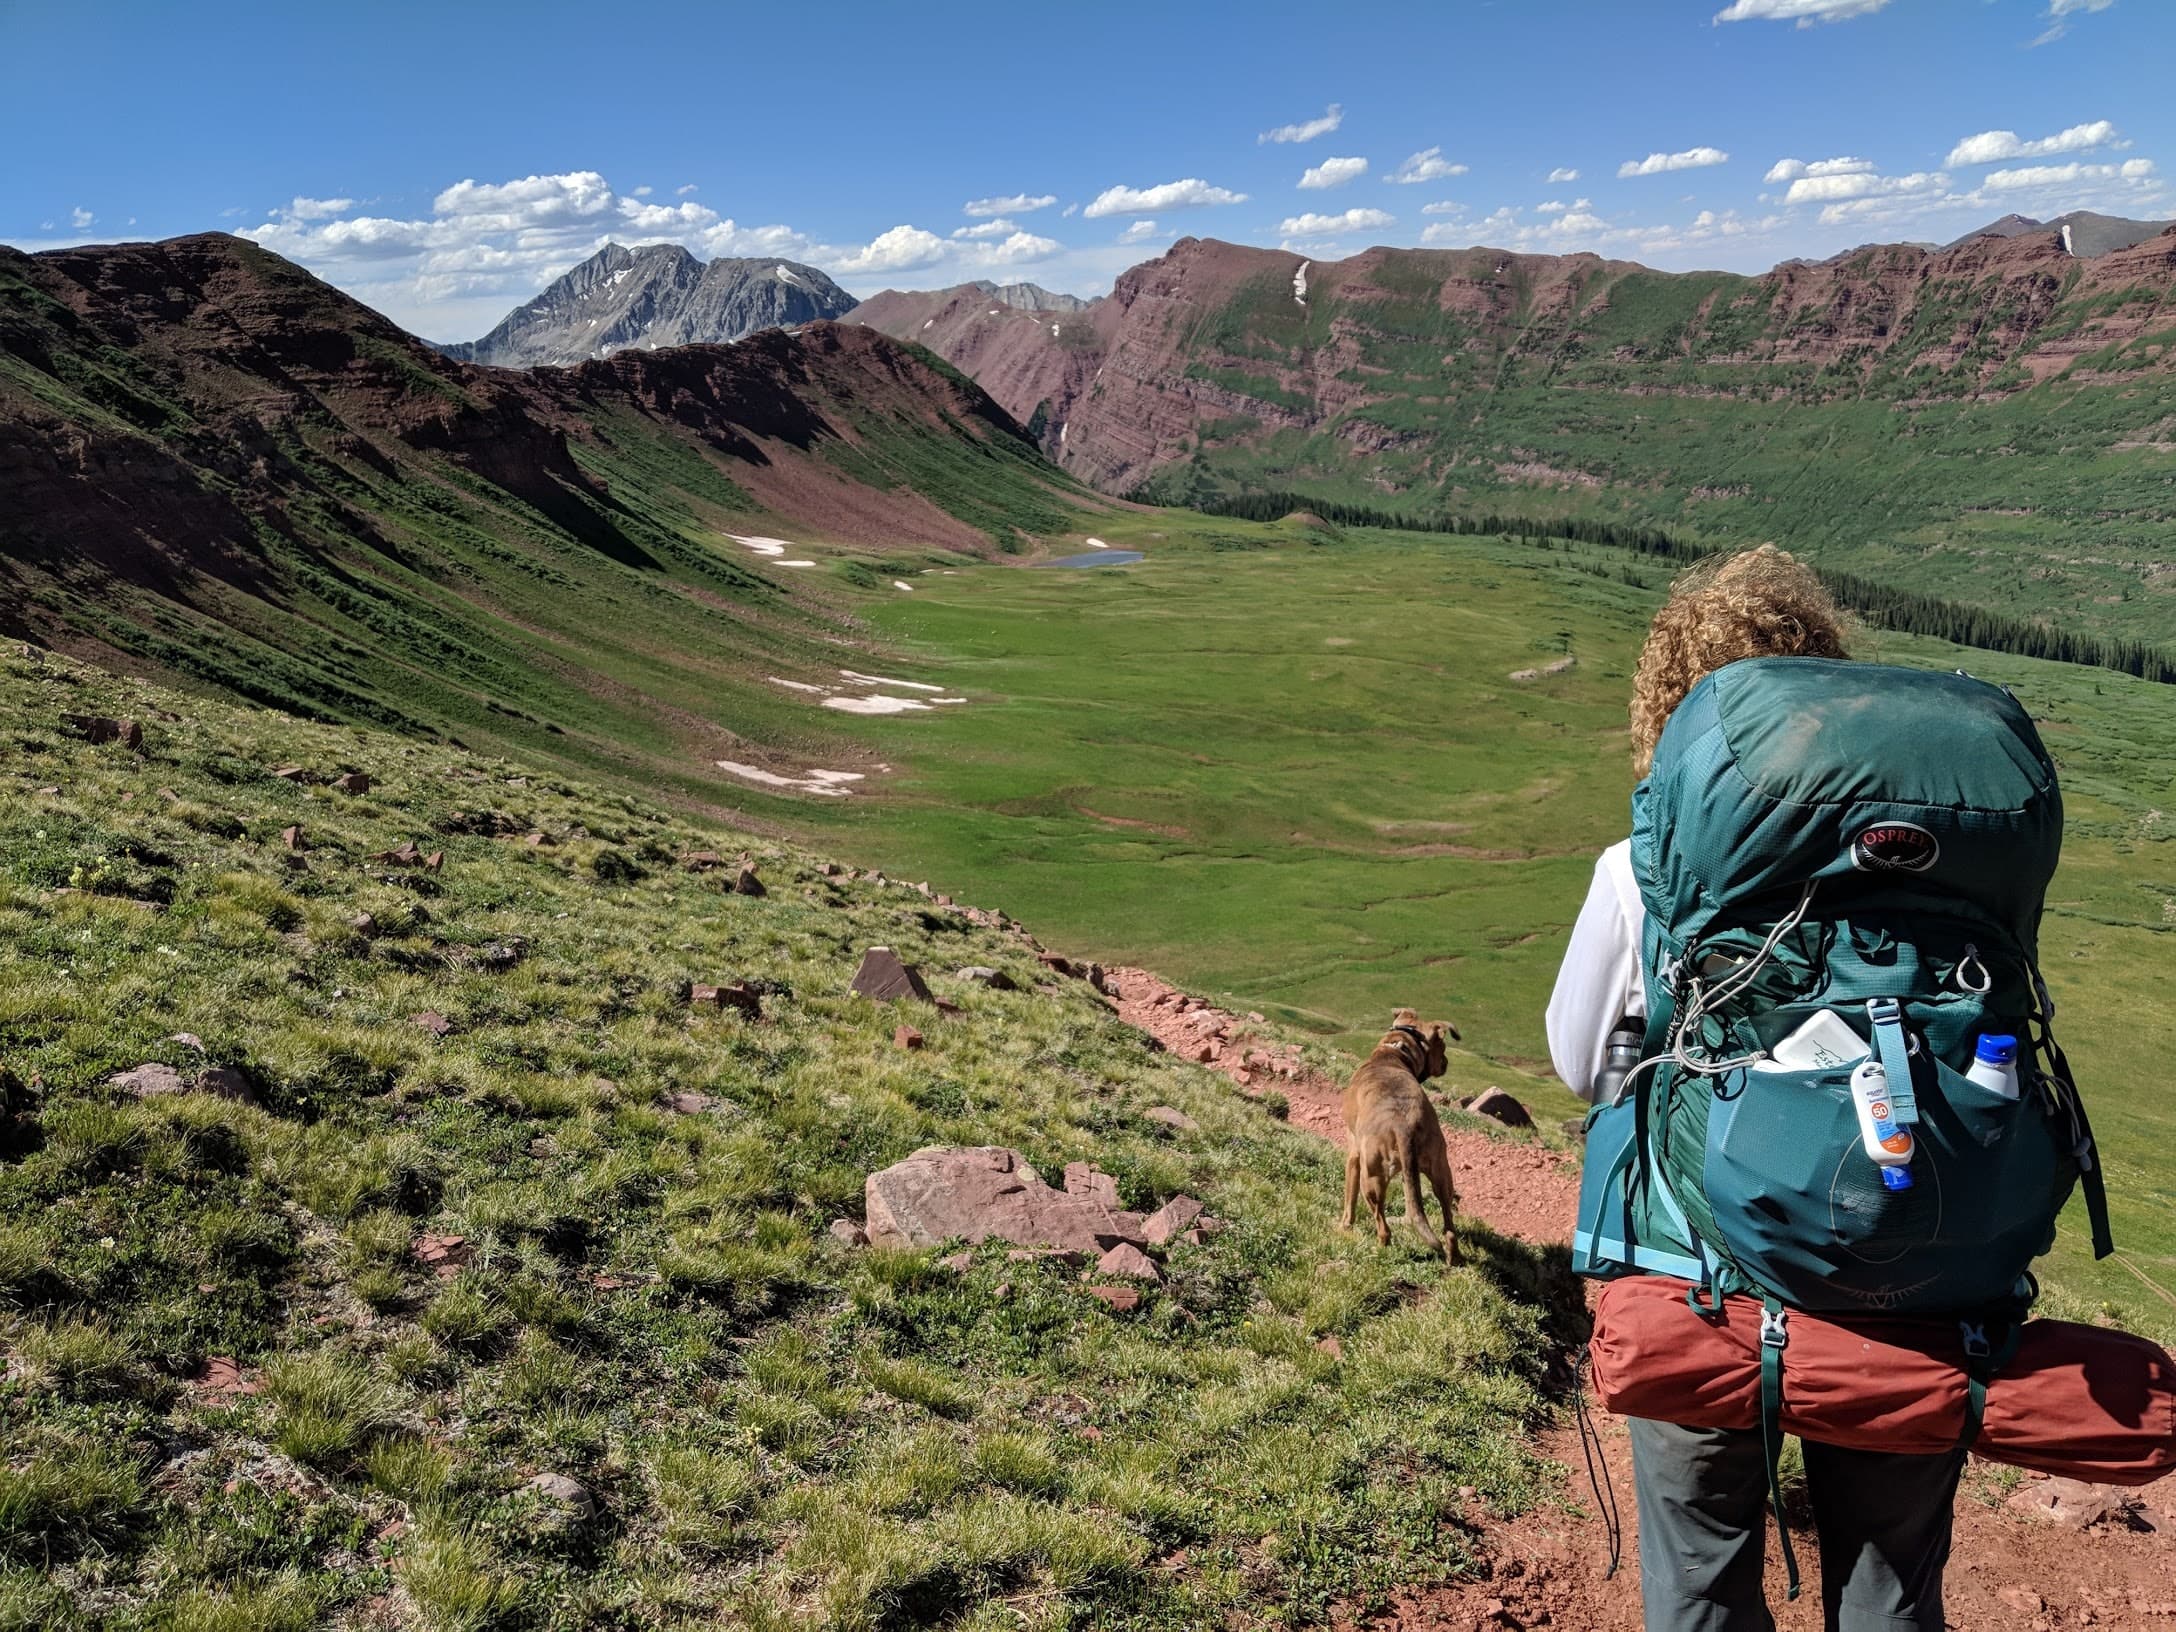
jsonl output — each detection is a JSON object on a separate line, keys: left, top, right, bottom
{"left": 1340, "top": 1008, "right": 1461, "bottom": 1262}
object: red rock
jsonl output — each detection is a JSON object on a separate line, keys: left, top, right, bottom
{"left": 522, "top": 832, "right": 551, "bottom": 848}
{"left": 280, "top": 825, "right": 307, "bottom": 852}
{"left": 1087, "top": 1285, "right": 1140, "bottom": 1314}
{"left": 1315, "top": 1336, "right": 1344, "bottom": 1360}
{"left": 680, "top": 851, "right": 726, "bottom": 871}
{"left": 937, "top": 1251, "right": 973, "bottom": 1273}
{"left": 1064, "top": 1163, "right": 1121, "bottom": 1206}
{"left": 423, "top": 851, "right": 444, "bottom": 872}
{"left": 269, "top": 766, "right": 309, "bottom": 782}
{"left": 690, "top": 982, "right": 761, "bottom": 1018}
{"left": 2007, "top": 1476, "right": 2113, "bottom": 1529}
{"left": 1006, "top": 1247, "right": 1088, "bottom": 1267}
{"left": 828, "top": 1219, "right": 869, "bottom": 1248}
{"left": 192, "top": 1356, "right": 258, "bottom": 1396}
{"left": 62, "top": 713, "right": 143, "bottom": 750}
{"left": 414, "top": 1234, "right": 469, "bottom": 1275}
{"left": 196, "top": 1066, "right": 256, "bottom": 1104}
{"left": 863, "top": 1147, "right": 1147, "bottom": 1254}
{"left": 1467, "top": 1088, "right": 1533, "bottom": 1129}
{"left": 1142, "top": 1195, "right": 1204, "bottom": 1246}
{"left": 664, "top": 1092, "right": 731, "bottom": 1115}
{"left": 113, "top": 1062, "right": 188, "bottom": 1096}
{"left": 370, "top": 840, "right": 423, "bottom": 867}
{"left": 350, "top": 913, "right": 378, "bottom": 934}
{"left": 851, "top": 947, "right": 934, "bottom": 1003}
{"left": 1193, "top": 1044, "right": 1216, "bottom": 1064}
{"left": 1233, "top": 1069, "right": 1254, "bottom": 1088}
{"left": 893, "top": 1025, "right": 924, "bottom": 1051}
{"left": 732, "top": 865, "right": 766, "bottom": 898}
{"left": 1998, "top": 1587, "right": 2045, "bottom": 1614}
{"left": 1094, "top": 1242, "right": 1163, "bottom": 1282}
{"left": 956, "top": 965, "right": 1017, "bottom": 990}
{"left": 1144, "top": 1106, "right": 1199, "bottom": 1133}
{"left": 414, "top": 1011, "right": 453, "bottom": 1037}
{"left": 332, "top": 772, "right": 371, "bottom": 795}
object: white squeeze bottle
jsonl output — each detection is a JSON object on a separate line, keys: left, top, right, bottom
{"left": 1849, "top": 1060, "right": 1915, "bottom": 1191}
{"left": 1966, "top": 1034, "right": 2021, "bottom": 1101}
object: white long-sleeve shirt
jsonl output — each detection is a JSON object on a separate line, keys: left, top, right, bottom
{"left": 1546, "top": 839, "right": 1646, "bottom": 1102}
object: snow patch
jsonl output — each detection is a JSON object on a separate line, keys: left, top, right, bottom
{"left": 727, "top": 534, "right": 791, "bottom": 556}
{"left": 1050, "top": 322, "right": 1060, "bottom": 337}
{"left": 931, "top": 697, "right": 967, "bottom": 705}
{"left": 893, "top": 580, "right": 915, "bottom": 592}
{"left": 839, "top": 670, "right": 944, "bottom": 692}
{"left": 767, "top": 677, "right": 832, "bottom": 694}
{"left": 1084, "top": 538, "right": 1111, "bottom": 550}
{"left": 824, "top": 695, "right": 933, "bottom": 715}
{"left": 923, "top": 318, "right": 934, "bottom": 329}
{"left": 779, "top": 560, "right": 818, "bottom": 568}
{"left": 1293, "top": 259, "right": 1310, "bottom": 306}
{"left": 715, "top": 760, "right": 865, "bottom": 796}
{"left": 775, "top": 265, "right": 803, "bottom": 287}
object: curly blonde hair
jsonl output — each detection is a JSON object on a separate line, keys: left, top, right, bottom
{"left": 1630, "top": 545, "right": 1849, "bottom": 774}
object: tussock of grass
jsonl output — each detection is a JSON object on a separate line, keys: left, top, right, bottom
{"left": 0, "top": 648, "right": 1567, "bottom": 1626}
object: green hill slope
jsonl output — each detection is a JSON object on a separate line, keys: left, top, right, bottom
{"left": 0, "top": 645, "right": 1572, "bottom": 1630}
{"left": 0, "top": 234, "right": 1089, "bottom": 802}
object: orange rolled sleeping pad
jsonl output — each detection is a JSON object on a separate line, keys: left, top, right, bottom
{"left": 1589, "top": 1276, "right": 2176, "bottom": 1484}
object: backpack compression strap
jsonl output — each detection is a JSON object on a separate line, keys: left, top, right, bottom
{"left": 1758, "top": 1295, "right": 1802, "bottom": 1602}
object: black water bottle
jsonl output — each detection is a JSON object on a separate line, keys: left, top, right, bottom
{"left": 1592, "top": 1021, "right": 1645, "bottom": 1104}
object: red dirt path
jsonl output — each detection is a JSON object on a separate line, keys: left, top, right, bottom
{"left": 1104, "top": 967, "right": 2176, "bottom": 1630}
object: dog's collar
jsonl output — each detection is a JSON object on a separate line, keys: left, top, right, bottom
{"left": 1388, "top": 1023, "right": 1432, "bottom": 1072}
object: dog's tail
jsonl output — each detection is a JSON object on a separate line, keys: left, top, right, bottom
{"left": 1399, "top": 1131, "right": 1442, "bottom": 1252}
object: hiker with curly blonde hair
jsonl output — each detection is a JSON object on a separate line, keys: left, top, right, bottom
{"left": 1550, "top": 547, "right": 1972, "bottom": 1629}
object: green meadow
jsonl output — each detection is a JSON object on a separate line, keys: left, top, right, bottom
{"left": 780, "top": 515, "right": 2176, "bottom": 1338}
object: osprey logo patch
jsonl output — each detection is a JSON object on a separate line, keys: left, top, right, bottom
{"left": 1851, "top": 821, "right": 1939, "bottom": 875}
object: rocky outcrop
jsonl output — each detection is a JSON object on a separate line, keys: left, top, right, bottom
{"left": 862, "top": 1146, "right": 1150, "bottom": 1254}
{"left": 445, "top": 243, "right": 856, "bottom": 367}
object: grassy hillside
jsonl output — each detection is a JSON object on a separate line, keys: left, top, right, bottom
{"left": 767, "top": 515, "right": 2176, "bottom": 1339}
{"left": 0, "top": 645, "right": 1574, "bottom": 1630}
{"left": 0, "top": 236, "right": 1093, "bottom": 805}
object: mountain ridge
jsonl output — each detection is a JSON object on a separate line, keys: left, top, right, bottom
{"left": 441, "top": 240, "right": 857, "bottom": 367}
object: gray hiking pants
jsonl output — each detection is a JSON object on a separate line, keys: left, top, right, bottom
{"left": 1628, "top": 1417, "right": 1965, "bottom": 1631}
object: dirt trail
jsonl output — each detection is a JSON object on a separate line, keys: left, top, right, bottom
{"left": 1105, "top": 967, "right": 2176, "bottom": 1630}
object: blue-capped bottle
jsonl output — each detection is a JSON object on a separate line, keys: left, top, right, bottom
{"left": 1849, "top": 1059, "right": 1915, "bottom": 1191}
{"left": 1965, "top": 1034, "right": 2020, "bottom": 1101}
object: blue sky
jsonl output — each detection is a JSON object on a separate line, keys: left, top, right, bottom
{"left": 4, "top": 0, "right": 2169, "bottom": 341}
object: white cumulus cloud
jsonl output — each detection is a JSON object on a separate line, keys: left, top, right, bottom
{"left": 1420, "top": 200, "right": 1464, "bottom": 216}
{"left": 1298, "top": 156, "right": 1368, "bottom": 190}
{"left": 1260, "top": 104, "right": 1343, "bottom": 144}
{"left": 1116, "top": 219, "right": 1161, "bottom": 245}
{"left": 1619, "top": 147, "right": 1730, "bottom": 178}
{"left": 1763, "top": 156, "right": 1874, "bottom": 184}
{"left": 1082, "top": 178, "right": 1248, "bottom": 218}
{"left": 951, "top": 218, "right": 1017, "bottom": 240}
{"left": 1783, "top": 168, "right": 1946, "bottom": 206}
{"left": 1712, "top": 0, "right": 1891, "bottom": 22}
{"left": 1984, "top": 158, "right": 2154, "bottom": 191}
{"left": 963, "top": 192, "right": 1058, "bottom": 217}
{"left": 1386, "top": 147, "right": 1468, "bottom": 185}
{"left": 1945, "top": 120, "right": 2121, "bottom": 168}
{"left": 1279, "top": 207, "right": 1395, "bottom": 238}
{"left": 69, "top": 206, "right": 93, "bottom": 229}
{"left": 676, "top": 183, "right": 698, "bottom": 196}
{"left": 277, "top": 196, "right": 354, "bottom": 221}
{"left": 1546, "top": 167, "right": 1580, "bottom": 184}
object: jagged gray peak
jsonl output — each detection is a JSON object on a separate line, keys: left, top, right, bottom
{"left": 964, "top": 280, "right": 1091, "bottom": 313}
{"left": 1943, "top": 210, "right": 2173, "bottom": 258}
{"left": 443, "top": 243, "right": 857, "bottom": 367}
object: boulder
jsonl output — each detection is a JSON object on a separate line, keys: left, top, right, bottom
{"left": 269, "top": 766, "right": 309, "bottom": 782}
{"left": 113, "top": 1062, "right": 186, "bottom": 1097}
{"left": 1315, "top": 1336, "right": 1344, "bottom": 1361}
{"left": 851, "top": 947, "right": 934, "bottom": 1003}
{"left": 349, "top": 913, "right": 378, "bottom": 935}
{"left": 192, "top": 1356, "right": 259, "bottom": 1397}
{"left": 828, "top": 1219, "right": 868, "bottom": 1248}
{"left": 1144, "top": 1106, "right": 1199, "bottom": 1133}
{"left": 423, "top": 851, "right": 444, "bottom": 872}
{"left": 62, "top": 714, "right": 143, "bottom": 750}
{"left": 690, "top": 982, "right": 761, "bottom": 1019}
{"left": 2006, "top": 1476, "right": 2114, "bottom": 1529}
{"left": 664, "top": 1092, "right": 739, "bottom": 1117}
{"left": 1142, "top": 1196, "right": 1205, "bottom": 1246}
{"left": 1467, "top": 1088, "right": 1533, "bottom": 1129}
{"left": 370, "top": 841, "right": 423, "bottom": 867}
{"left": 524, "top": 1473, "right": 597, "bottom": 1528}
{"left": 1087, "top": 1285, "right": 1140, "bottom": 1314}
{"left": 280, "top": 825, "right": 307, "bottom": 852}
{"left": 1063, "top": 1163, "right": 1120, "bottom": 1207}
{"left": 956, "top": 966, "right": 1017, "bottom": 991}
{"left": 680, "top": 850, "right": 726, "bottom": 871}
{"left": 1094, "top": 1242, "right": 1162, "bottom": 1282}
{"left": 732, "top": 865, "right": 766, "bottom": 898}
{"left": 864, "top": 1147, "right": 1148, "bottom": 1254}
{"left": 197, "top": 1066, "right": 256, "bottom": 1105}
{"left": 414, "top": 1011, "right": 454, "bottom": 1038}
{"left": 332, "top": 772, "right": 371, "bottom": 795}
{"left": 893, "top": 1025, "right": 924, "bottom": 1051}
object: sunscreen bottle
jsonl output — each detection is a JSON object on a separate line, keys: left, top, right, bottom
{"left": 1849, "top": 1059, "right": 1915, "bottom": 1190}
{"left": 1965, "top": 1034, "right": 2020, "bottom": 1101}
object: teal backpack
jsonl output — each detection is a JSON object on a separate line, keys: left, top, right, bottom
{"left": 1573, "top": 657, "right": 2112, "bottom": 1596}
